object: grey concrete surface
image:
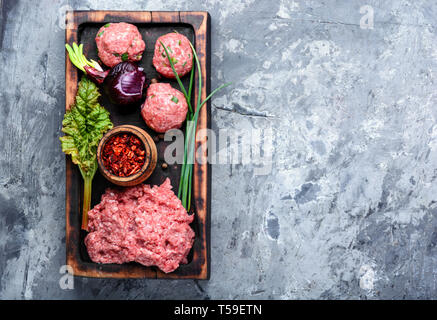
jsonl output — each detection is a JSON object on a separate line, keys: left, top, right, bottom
{"left": 1, "top": 0, "right": 437, "bottom": 299}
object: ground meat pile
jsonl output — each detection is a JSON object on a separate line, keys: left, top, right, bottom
{"left": 153, "top": 33, "right": 193, "bottom": 78}
{"left": 85, "top": 178, "right": 194, "bottom": 273}
{"left": 141, "top": 83, "right": 188, "bottom": 133}
{"left": 95, "top": 22, "right": 145, "bottom": 68}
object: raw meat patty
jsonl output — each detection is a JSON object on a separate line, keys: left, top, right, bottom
{"left": 96, "top": 22, "right": 145, "bottom": 68}
{"left": 141, "top": 83, "right": 188, "bottom": 133}
{"left": 85, "top": 178, "right": 194, "bottom": 273}
{"left": 153, "top": 33, "right": 193, "bottom": 78}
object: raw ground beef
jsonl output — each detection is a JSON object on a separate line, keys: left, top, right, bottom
{"left": 153, "top": 33, "right": 193, "bottom": 78}
{"left": 95, "top": 22, "right": 145, "bottom": 68}
{"left": 85, "top": 178, "right": 194, "bottom": 273}
{"left": 141, "top": 83, "right": 188, "bottom": 133}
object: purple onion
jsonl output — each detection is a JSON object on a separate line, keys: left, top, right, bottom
{"left": 84, "top": 66, "right": 109, "bottom": 84}
{"left": 103, "top": 62, "right": 146, "bottom": 105}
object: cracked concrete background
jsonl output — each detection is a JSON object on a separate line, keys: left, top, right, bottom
{"left": 1, "top": 0, "right": 437, "bottom": 299}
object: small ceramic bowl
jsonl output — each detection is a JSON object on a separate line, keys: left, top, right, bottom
{"left": 97, "top": 125, "right": 157, "bottom": 187}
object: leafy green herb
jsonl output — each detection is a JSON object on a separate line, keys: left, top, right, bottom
{"left": 178, "top": 40, "right": 181, "bottom": 45}
{"left": 160, "top": 41, "right": 231, "bottom": 211}
{"left": 97, "top": 31, "right": 104, "bottom": 37}
{"left": 104, "top": 23, "right": 111, "bottom": 27}
{"left": 121, "top": 53, "right": 128, "bottom": 62}
{"left": 170, "top": 56, "right": 178, "bottom": 65}
{"left": 60, "top": 76, "right": 113, "bottom": 230}
{"left": 182, "top": 61, "right": 187, "bottom": 67}
{"left": 171, "top": 96, "right": 179, "bottom": 104}
{"left": 113, "top": 53, "right": 120, "bottom": 57}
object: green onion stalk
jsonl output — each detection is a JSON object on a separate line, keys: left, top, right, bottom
{"left": 65, "top": 42, "right": 109, "bottom": 84}
{"left": 65, "top": 43, "right": 103, "bottom": 72}
{"left": 160, "top": 41, "right": 231, "bottom": 212}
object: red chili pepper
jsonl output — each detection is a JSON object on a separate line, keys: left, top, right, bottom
{"left": 102, "top": 133, "right": 146, "bottom": 177}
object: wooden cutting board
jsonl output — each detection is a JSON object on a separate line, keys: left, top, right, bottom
{"left": 64, "top": 11, "right": 211, "bottom": 279}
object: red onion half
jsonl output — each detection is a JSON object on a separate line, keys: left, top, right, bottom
{"left": 103, "top": 62, "right": 146, "bottom": 105}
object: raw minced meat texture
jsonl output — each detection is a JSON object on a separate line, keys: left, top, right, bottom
{"left": 85, "top": 178, "right": 194, "bottom": 273}
{"left": 141, "top": 83, "right": 188, "bottom": 133}
{"left": 153, "top": 33, "right": 193, "bottom": 78}
{"left": 96, "top": 22, "right": 145, "bottom": 68}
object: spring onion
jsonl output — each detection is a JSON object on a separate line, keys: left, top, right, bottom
{"left": 65, "top": 42, "right": 103, "bottom": 73}
{"left": 66, "top": 42, "right": 109, "bottom": 84}
{"left": 160, "top": 41, "right": 231, "bottom": 211}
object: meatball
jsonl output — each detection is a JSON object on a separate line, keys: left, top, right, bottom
{"left": 153, "top": 33, "right": 193, "bottom": 78}
{"left": 95, "top": 22, "right": 145, "bottom": 68}
{"left": 141, "top": 83, "right": 188, "bottom": 133}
